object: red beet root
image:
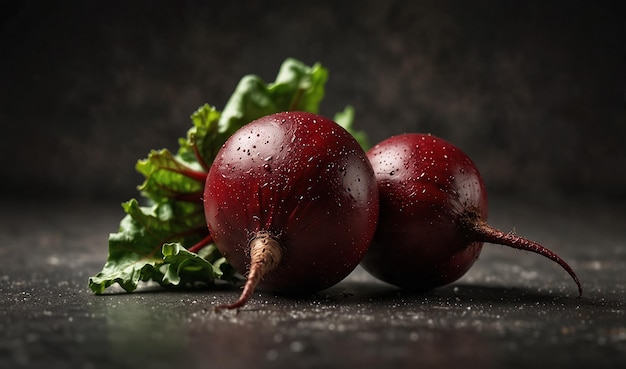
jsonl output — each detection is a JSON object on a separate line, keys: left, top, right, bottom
{"left": 204, "top": 112, "right": 379, "bottom": 310}
{"left": 361, "top": 133, "right": 582, "bottom": 296}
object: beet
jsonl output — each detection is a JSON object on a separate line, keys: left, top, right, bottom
{"left": 360, "top": 133, "right": 582, "bottom": 295}
{"left": 204, "top": 112, "right": 379, "bottom": 309}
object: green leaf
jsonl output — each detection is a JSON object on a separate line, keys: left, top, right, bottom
{"left": 135, "top": 149, "right": 206, "bottom": 204}
{"left": 160, "top": 243, "right": 236, "bottom": 286}
{"left": 88, "top": 210, "right": 165, "bottom": 293}
{"left": 218, "top": 58, "right": 329, "bottom": 134}
{"left": 271, "top": 58, "right": 328, "bottom": 113}
{"left": 176, "top": 104, "right": 225, "bottom": 169}
{"left": 88, "top": 200, "right": 218, "bottom": 293}
{"left": 122, "top": 199, "right": 207, "bottom": 245}
{"left": 334, "top": 105, "right": 370, "bottom": 150}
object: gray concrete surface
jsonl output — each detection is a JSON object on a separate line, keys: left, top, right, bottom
{"left": 1, "top": 2, "right": 625, "bottom": 368}
{"left": 1, "top": 196, "right": 624, "bottom": 369}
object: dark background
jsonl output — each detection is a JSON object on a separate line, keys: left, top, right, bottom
{"left": 1, "top": 0, "right": 624, "bottom": 204}
{"left": 1, "top": 3, "right": 625, "bottom": 368}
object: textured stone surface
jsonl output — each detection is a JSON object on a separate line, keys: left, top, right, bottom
{"left": 1, "top": 3, "right": 624, "bottom": 367}
{"left": 1, "top": 196, "right": 624, "bottom": 369}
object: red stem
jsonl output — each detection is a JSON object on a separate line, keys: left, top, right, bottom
{"left": 172, "top": 190, "right": 204, "bottom": 204}
{"left": 288, "top": 88, "right": 305, "bottom": 111}
{"left": 163, "top": 225, "right": 209, "bottom": 244}
{"left": 467, "top": 217, "right": 583, "bottom": 297}
{"left": 150, "top": 180, "right": 204, "bottom": 204}
{"left": 188, "top": 233, "right": 214, "bottom": 253}
{"left": 192, "top": 139, "right": 211, "bottom": 173}
{"left": 165, "top": 167, "right": 208, "bottom": 183}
